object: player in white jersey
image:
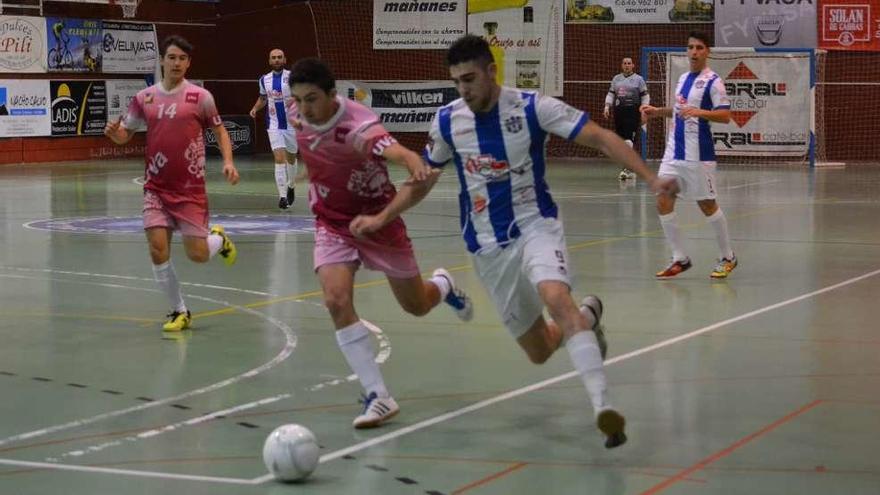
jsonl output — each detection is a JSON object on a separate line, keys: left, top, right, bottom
{"left": 249, "top": 48, "right": 300, "bottom": 210}
{"left": 350, "top": 35, "right": 677, "bottom": 449}
{"left": 640, "top": 31, "right": 738, "bottom": 279}
{"left": 604, "top": 57, "right": 649, "bottom": 180}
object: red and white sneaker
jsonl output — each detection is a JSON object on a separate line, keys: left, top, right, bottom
{"left": 655, "top": 258, "right": 692, "bottom": 279}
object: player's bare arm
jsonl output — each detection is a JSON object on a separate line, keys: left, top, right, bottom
{"left": 678, "top": 106, "right": 731, "bottom": 124}
{"left": 349, "top": 168, "right": 441, "bottom": 238}
{"left": 249, "top": 95, "right": 267, "bottom": 119}
{"left": 640, "top": 104, "right": 672, "bottom": 120}
{"left": 382, "top": 142, "right": 432, "bottom": 182}
{"left": 104, "top": 116, "right": 134, "bottom": 145}
{"left": 212, "top": 123, "right": 240, "bottom": 185}
{"left": 573, "top": 120, "right": 676, "bottom": 196}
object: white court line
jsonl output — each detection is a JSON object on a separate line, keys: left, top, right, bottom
{"left": 250, "top": 266, "right": 880, "bottom": 483}
{"left": 50, "top": 394, "right": 292, "bottom": 462}
{"left": 0, "top": 274, "right": 297, "bottom": 448}
{"left": 725, "top": 179, "right": 782, "bottom": 190}
{"left": 0, "top": 266, "right": 277, "bottom": 298}
{"left": 0, "top": 458, "right": 257, "bottom": 485}
{"left": 3, "top": 267, "right": 878, "bottom": 485}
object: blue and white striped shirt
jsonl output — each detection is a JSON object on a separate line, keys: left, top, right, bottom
{"left": 663, "top": 67, "right": 730, "bottom": 163}
{"left": 424, "top": 87, "right": 588, "bottom": 253}
{"left": 258, "top": 69, "right": 291, "bottom": 130}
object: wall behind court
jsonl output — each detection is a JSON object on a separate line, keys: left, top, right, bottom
{"left": 2, "top": 0, "right": 877, "bottom": 163}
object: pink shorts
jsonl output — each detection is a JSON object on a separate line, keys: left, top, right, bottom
{"left": 313, "top": 223, "right": 419, "bottom": 279}
{"left": 143, "top": 190, "right": 210, "bottom": 238}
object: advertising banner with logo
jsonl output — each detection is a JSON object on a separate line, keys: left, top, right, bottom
{"left": 206, "top": 115, "right": 254, "bottom": 156}
{"left": 46, "top": 17, "right": 102, "bottom": 72}
{"left": 0, "top": 80, "right": 51, "bottom": 137}
{"left": 715, "top": 1, "right": 817, "bottom": 48}
{"left": 373, "top": 0, "right": 466, "bottom": 49}
{"left": 668, "top": 51, "right": 812, "bottom": 156}
{"left": 565, "top": 0, "right": 713, "bottom": 23}
{"left": 50, "top": 80, "right": 107, "bottom": 136}
{"left": 336, "top": 80, "right": 458, "bottom": 132}
{"left": 469, "top": 0, "right": 565, "bottom": 96}
{"left": 101, "top": 21, "right": 158, "bottom": 73}
{"left": 107, "top": 79, "right": 147, "bottom": 130}
{"left": 819, "top": 0, "right": 880, "bottom": 50}
{"left": 0, "top": 16, "right": 48, "bottom": 73}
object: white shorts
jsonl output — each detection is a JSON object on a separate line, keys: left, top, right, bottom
{"left": 658, "top": 160, "right": 717, "bottom": 201}
{"left": 267, "top": 128, "right": 298, "bottom": 153}
{"left": 471, "top": 217, "right": 571, "bottom": 338}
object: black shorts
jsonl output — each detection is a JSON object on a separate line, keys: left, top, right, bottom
{"left": 613, "top": 108, "right": 640, "bottom": 141}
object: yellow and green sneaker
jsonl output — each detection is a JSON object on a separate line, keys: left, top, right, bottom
{"left": 710, "top": 256, "right": 738, "bottom": 279}
{"left": 210, "top": 225, "right": 237, "bottom": 266}
{"left": 162, "top": 310, "right": 191, "bottom": 332}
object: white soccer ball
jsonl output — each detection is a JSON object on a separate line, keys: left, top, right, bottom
{"left": 262, "top": 424, "right": 320, "bottom": 482}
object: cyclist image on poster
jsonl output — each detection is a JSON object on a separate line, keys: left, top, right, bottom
{"left": 47, "top": 18, "right": 102, "bottom": 72}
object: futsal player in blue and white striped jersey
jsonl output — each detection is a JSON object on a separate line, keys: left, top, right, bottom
{"left": 349, "top": 35, "right": 677, "bottom": 449}
{"left": 641, "top": 31, "right": 738, "bottom": 279}
{"left": 250, "top": 48, "right": 300, "bottom": 209}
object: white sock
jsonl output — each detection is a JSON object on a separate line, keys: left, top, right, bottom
{"left": 565, "top": 330, "right": 610, "bottom": 414}
{"left": 659, "top": 212, "right": 687, "bottom": 261}
{"left": 336, "top": 320, "right": 389, "bottom": 398}
{"left": 152, "top": 261, "right": 186, "bottom": 313}
{"left": 707, "top": 209, "right": 734, "bottom": 260}
{"left": 207, "top": 233, "right": 223, "bottom": 259}
{"left": 429, "top": 273, "right": 451, "bottom": 299}
{"left": 286, "top": 159, "right": 298, "bottom": 188}
{"left": 274, "top": 163, "right": 288, "bottom": 198}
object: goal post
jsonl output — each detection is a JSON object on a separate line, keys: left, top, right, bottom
{"left": 641, "top": 46, "right": 825, "bottom": 167}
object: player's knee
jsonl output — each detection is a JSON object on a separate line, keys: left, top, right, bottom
{"left": 323, "top": 291, "right": 353, "bottom": 317}
{"left": 698, "top": 200, "right": 718, "bottom": 216}
{"left": 526, "top": 348, "right": 552, "bottom": 365}
{"left": 186, "top": 250, "right": 209, "bottom": 263}
{"left": 400, "top": 298, "right": 430, "bottom": 317}
{"left": 148, "top": 244, "right": 170, "bottom": 264}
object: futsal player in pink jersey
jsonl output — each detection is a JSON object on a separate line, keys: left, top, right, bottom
{"left": 288, "top": 58, "right": 472, "bottom": 428}
{"left": 105, "top": 35, "right": 240, "bottom": 332}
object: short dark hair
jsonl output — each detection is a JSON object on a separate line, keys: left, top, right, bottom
{"left": 447, "top": 34, "right": 493, "bottom": 68}
{"left": 687, "top": 31, "right": 710, "bottom": 48}
{"left": 160, "top": 35, "right": 193, "bottom": 57}
{"left": 290, "top": 58, "right": 335, "bottom": 93}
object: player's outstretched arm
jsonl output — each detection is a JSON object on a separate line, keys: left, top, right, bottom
{"left": 679, "top": 106, "right": 730, "bottom": 124}
{"left": 249, "top": 95, "right": 267, "bottom": 119}
{"left": 211, "top": 123, "right": 240, "bottom": 185}
{"left": 639, "top": 104, "right": 672, "bottom": 120}
{"left": 382, "top": 142, "right": 432, "bottom": 182}
{"left": 573, "top": 120, "right": 677, "bottom": 196}
{"left": 104, "top": 116, "right": 134, "bottom": 145}
{"left": 349, "top": 167, "right": 441, "bottom": 238}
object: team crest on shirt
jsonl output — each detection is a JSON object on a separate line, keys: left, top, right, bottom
{"left": 465, "top": 154, "right": 509, "bottom": 182}
{"left": 695, "top": 80, "right": 706, "bottom": 89}
{"left": 504, "top": 115, "right": 523, "bottom": 134}
{"left": 144, "top": 93, "right": 154, "bottom": 104}
{"left": 185, "top": 92, "right": 200, "bottom": 104}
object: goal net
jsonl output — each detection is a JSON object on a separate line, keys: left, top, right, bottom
{"left": 642, "top": 47, "right": 826, "bottom": 166}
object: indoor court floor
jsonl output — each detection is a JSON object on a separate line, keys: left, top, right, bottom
{"left": 0, "top": 156, "right": 878, "bottom": 494}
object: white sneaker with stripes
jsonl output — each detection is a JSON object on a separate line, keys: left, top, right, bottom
{"left": 352, "top": 392, "right": 400, "bottom": 429}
